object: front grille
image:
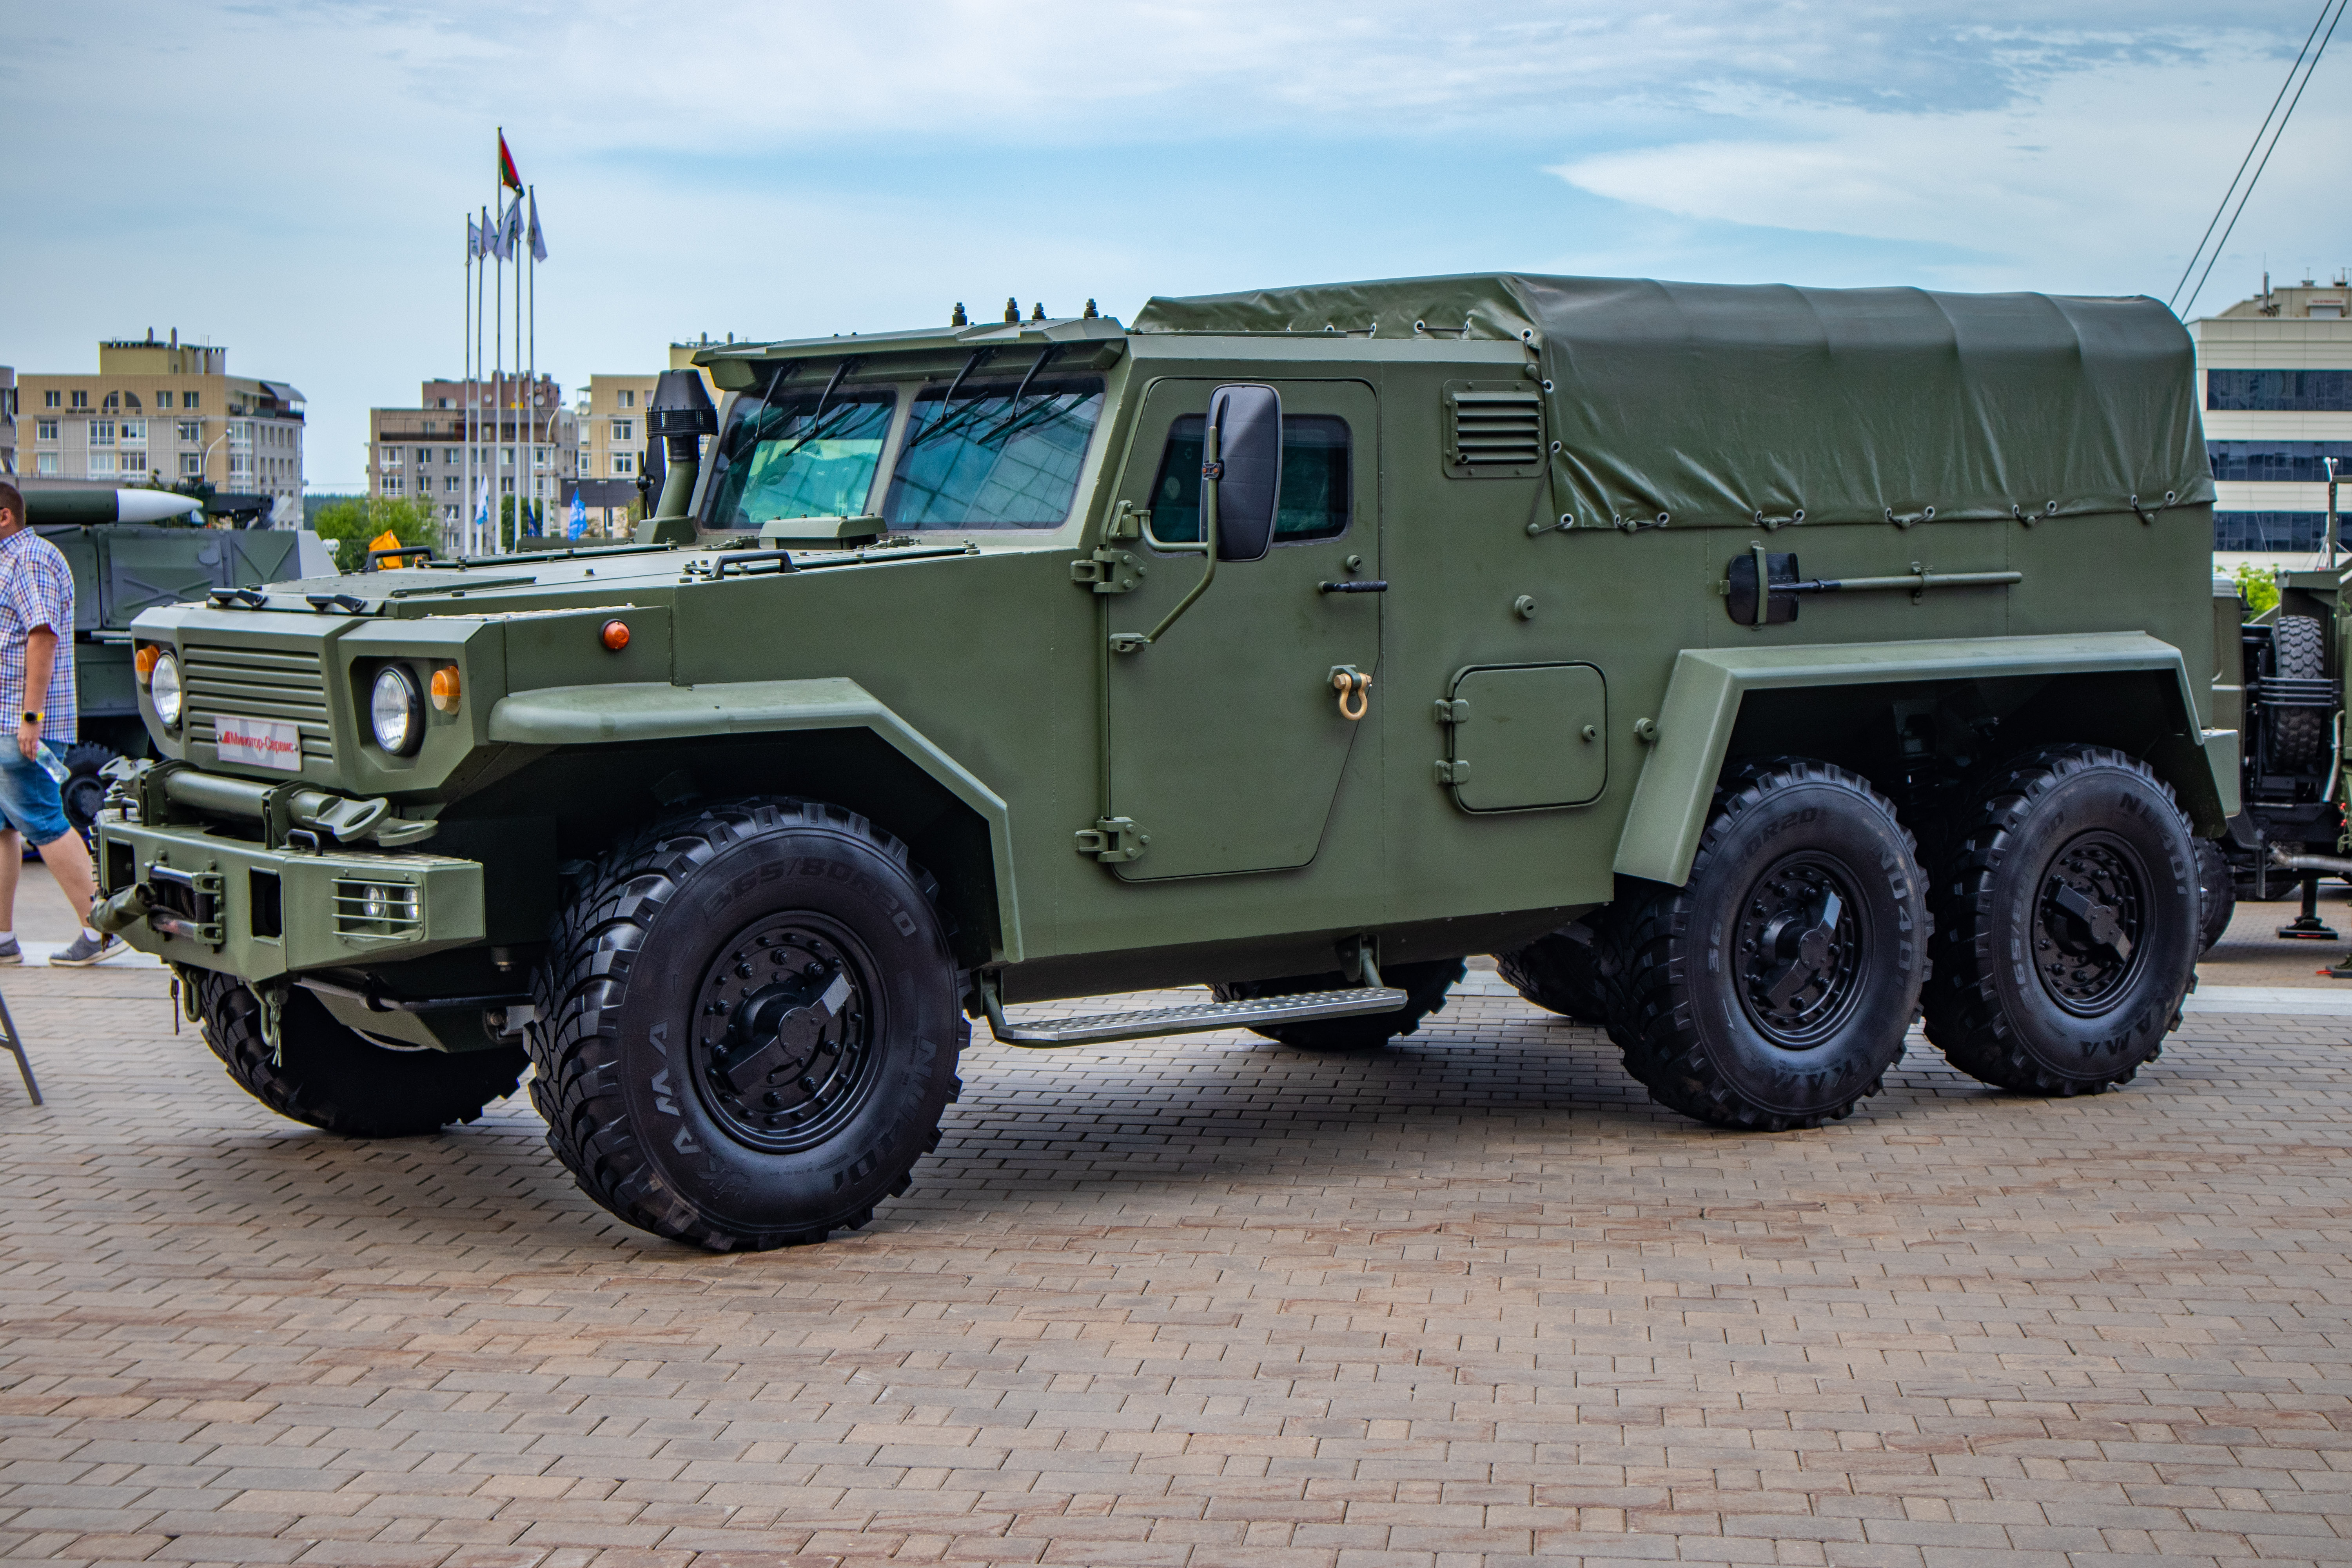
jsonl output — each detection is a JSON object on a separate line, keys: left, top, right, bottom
{"left": 185, "top": 645, "right": 334, "bottom": 767}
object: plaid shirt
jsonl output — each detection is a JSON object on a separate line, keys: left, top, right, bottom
{"left": 0, "top": 528, "right": 78, "bottom": 745}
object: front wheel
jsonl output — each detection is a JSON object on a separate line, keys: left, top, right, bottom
{"left": 193, "top": 968, "right": 527, "bottom": 1137}
{"left": 1604, "top": 758, "right": 1929, "bottom": 1131}
{"left": 527, "top": 798, "right": 965, "bottom": 1251}
{"left": 1923, "top": 745, "right": 2197, "bottom": 1095}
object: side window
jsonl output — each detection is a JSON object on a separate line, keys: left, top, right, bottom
{"left": 701, "top": 388, "right": 895, "bottom": 528}
{"left": 1147, "top": 414, "right": 1351, "bottom": 545}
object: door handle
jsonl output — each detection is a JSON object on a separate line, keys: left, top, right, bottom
{"left": 1317, "top": 579, "right": 1388, "bottom": 593}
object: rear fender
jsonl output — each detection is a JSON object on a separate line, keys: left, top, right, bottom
{"left": 1614, "top": 632, "right": 2232, "bottom": 886}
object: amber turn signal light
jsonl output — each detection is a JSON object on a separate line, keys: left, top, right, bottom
{"left": 133, "top": 643, "right": 161, "bottom": 684}
{"left": 601, "top": 620, "right": 631, "bottom": 652}
{"left": 429, "top": 665, "right": 461, "bottom": 714}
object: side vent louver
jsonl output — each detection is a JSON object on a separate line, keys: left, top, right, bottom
{"left": 1443, "top": 381, "right": 1544, "bottom": 478}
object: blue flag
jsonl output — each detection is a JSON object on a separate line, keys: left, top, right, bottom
{"left": 568, "top": 488, "right": 586, "bottom": 539}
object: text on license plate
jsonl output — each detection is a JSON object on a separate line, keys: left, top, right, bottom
{"left": 216, "top": 715, "right": 303, "bottom": 771}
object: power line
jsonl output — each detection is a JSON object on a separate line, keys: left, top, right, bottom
{"left": 2171, "top": 0, "right": 2346, "bottom": 318}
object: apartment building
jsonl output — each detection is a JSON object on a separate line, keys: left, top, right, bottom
{"left": 18, "top": 332, "right": 305, "bottom": 519}
{"left": 0, "top": 368, "right": 15, "bottom": 477}
{"left": 368, "top": 374, "right": 577, "bottom": 526}
{"left": 2196, "top": 277, "right": 2352, "bottom": 566}
{"left": 578, "top": 373, "right": 659, "bottom": 493}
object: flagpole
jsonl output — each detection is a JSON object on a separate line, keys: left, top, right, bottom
{"left": 528, "top": 184, "right": 538, "bottom": 539}
{"left": 461, "top": 220, "right": 471, "bottom": 559}
{"left": 474, "top": 209, "right": 486, "bottom": 558}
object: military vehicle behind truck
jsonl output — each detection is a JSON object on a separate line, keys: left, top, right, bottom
{"left": 23, "top": 488, "right": 311, "bottom": 827}
{"left": 94, "top": 274, "right": 2230, "bottom": 1250}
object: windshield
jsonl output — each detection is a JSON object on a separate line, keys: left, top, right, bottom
{"left": 882, "top": 376, "right": 1104, "bottom": 529}
{"left": 703, "top": 388, "right": 895, "bottom": 528}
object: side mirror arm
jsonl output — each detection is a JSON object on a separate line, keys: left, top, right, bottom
{"left": 1111, "top": 425, "right": 1220, "bottom": 653}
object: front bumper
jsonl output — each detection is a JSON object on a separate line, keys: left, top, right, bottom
{"left": 96, "top": 811, "right": 486, "bottom": 981}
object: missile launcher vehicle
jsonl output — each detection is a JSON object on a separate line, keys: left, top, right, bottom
{"left": 93, "top": 275, "right": 2232, "bottom": 1250}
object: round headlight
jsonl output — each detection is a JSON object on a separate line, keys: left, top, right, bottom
{"left": 369, "top": 665, "right": 424, "bottom": 756}
{"left": 150, "top": 652, "right": 185, "bottom": 730}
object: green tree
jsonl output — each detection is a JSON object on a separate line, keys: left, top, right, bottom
{"left": 498, "top": 495, "right": 545, "bottom": 550}
{"left": 311, "top": 495, "right": 443, "bottom": 573}
{"left": 2232, "top": 561, "right": 2281, "bottom": 617}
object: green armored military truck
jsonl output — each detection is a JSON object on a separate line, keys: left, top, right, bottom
{"left": 94, "top": 275, "right": 2231, "bottom": 1251}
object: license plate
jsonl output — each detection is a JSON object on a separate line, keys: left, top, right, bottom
{"left": 216, "top": 715, "right": 303, "bottom": 771}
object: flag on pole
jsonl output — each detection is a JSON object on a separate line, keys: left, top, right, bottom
{"left": 500, "top": 197, "right": 525, "bottom": 259}
{"left": 527, "top": 189, "right": 548, "bottom": 262}
{"left": 467, "top": 213, "right": 481, "bottom": 259}
{"left": 568, "top": 486, "right": 586, "bottom": 540}
{"left": 498, "top": 131, "right": 522, "bottom": 192}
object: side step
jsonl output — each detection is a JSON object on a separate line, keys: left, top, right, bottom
{"left": 985, "top": 985, "right": 1408, "bottom": 1048}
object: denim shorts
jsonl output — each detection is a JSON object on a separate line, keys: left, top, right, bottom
{"left": 0, "top": 741, "right": 74, "bottom": 848}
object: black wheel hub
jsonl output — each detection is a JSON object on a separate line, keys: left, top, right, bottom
{"left": 1735, "top": 855, "right": 1865, "bottom": 1049}
{"left": 689, "top": 918, "right": 876, "bottom": 1152}
{"left": 2034, "top": 833, "right": 2145, "bottom": 1013}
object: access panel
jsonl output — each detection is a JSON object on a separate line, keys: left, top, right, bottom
{"left": 1445, "top": 663, "right": 1608, "bottom": 812}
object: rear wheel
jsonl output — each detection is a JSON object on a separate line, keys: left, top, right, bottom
{"left": 193, "top": 968, "right": 527, "bottom": 1136}
{"left": 1209, "top": 958, "right": 1465, "bottom": 1049}
{"left": 527, "top": 797, "right": 965, "bottom": 1251}
{"left": 1495, "top": 923, "right": 1612, "bottom": 1024}
{"left": 1602, "top": 758, "right": 1927, "bottom": 1130}
{"left": 1922, "top": 745, "right": 2197, "bottom": 1095}
{"left": 2192, "top": 837, "right": 2235, "bottom": 953}
{"left": 2269, "top": 615, "right": 2328, "bottom": 771}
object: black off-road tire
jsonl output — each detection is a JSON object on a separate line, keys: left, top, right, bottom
{"left": 59, "top": 742, "right": 119, "bottom": 834}
{"left": 2269, "top": 615, "right": 2327, "bottom": 771}
{"left": 1209, "top": 958, "right": 1466, "bottom": 1049}
{"left": 192, "top": 967, "right": 527, "bottom": 1137}
{"left": 1601, "top": 758, "right": 1929, "bottom": 1131}
{"left": 526, "top": 797, "right": 965, "bottom": 1252}
{"left": 1922, "top": 745, "right": 2198, "bottom": 1096}
{"left": 1495, "top": 922, "right": 1613, "bottom": 1024}
{"left": 2193, "top": 837, "right": 2235, "bottom": 953}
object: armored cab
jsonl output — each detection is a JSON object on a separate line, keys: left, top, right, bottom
{"left": 93, "top": 275, "right": 2230, "bottom": 1250}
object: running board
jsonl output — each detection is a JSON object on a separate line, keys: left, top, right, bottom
{"left": 983, "top": 983, "right": 1408, "bottom": 1048}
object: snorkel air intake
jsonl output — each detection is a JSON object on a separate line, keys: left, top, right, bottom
{"left": 641, "top": 369, "right": 717, "bottom": 544}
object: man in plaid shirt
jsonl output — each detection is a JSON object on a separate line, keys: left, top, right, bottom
{"left": 0, "top": 482, "right": 121, "bottom": 965}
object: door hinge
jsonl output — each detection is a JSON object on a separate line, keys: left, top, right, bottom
{"left": 1071, "top": 549, "right": 1146, "bottom": 595}
{"left": 1433, "top": 698, "right": 1470, "bottom": 724}
{"left": 1434, "top": 760, "right": 1471, "bottom": 784}
{"left": 1075, "top": 817, "right": 1149, "bottom": 863}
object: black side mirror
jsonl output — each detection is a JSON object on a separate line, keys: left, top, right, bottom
{"left": 1208, "top": 384, "right": 1281, "bottom": 562}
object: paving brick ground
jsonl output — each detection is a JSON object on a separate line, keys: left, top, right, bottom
{"left": 3, "top": 957, "right": 2349, "bottom": 1568}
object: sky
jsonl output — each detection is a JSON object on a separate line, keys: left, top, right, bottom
{"left": 6, "top": 1, "right": 2351, "bottom": 491}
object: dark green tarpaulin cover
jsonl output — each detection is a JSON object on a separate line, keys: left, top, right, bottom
{"left": 1131, "top": 275, "right": 2212, "bottom": 531}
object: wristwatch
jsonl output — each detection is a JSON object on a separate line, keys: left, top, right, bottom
{"left": 20, "top": 712, "right": 39, "bottom": 726}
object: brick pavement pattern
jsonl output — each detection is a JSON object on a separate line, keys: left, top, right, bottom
{"left": 2, "top": 962, "right": 2349, "bottom": 1568}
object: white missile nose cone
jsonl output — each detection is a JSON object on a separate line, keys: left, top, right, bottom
{"left": 112, "top": 490, "right": 204, "bottom": 524}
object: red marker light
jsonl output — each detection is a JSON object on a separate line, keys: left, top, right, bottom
{"left": 601, "top": 620, "right": 631, "bottom": 652}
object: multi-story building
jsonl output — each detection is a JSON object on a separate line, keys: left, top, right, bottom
{"left": 1, "top": 368, "right": 16, "bottom": 477}
{"left": 18, "top": 332, "right": 305, "bottom": 519}
{"left": 577, "top": 373, "right": 659, "bottom": 498}
{"left": 2195, "top": 277, "right": 2352, "bottom": 568}
{"left": 368, "top": 375, "right": 577, "bottom": 528}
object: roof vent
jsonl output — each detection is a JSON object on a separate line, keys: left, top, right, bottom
{"left": 1443, "top": 383, "right": 1544, "bottom": 478}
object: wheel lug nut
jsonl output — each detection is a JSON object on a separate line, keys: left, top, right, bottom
{"left": 763, "top": 1091, "right": 781, "bottom": 1107}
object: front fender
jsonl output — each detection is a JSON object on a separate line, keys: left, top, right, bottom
{"left": 488, "top": 677, "right": 1022, "bottom": 961}
{"left": 1614, "top": 632, "right": 2229, "bottom": 886}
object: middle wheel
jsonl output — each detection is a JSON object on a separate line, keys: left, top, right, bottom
{"left": 1606, "top": 757, "right": 1929, "bottom": 1130}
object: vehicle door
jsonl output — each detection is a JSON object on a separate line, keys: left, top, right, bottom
{"left": 1102, "top": 377, "right": 1379, "bottom": 880}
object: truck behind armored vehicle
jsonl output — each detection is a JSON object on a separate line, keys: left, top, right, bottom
{"left": 96, "top": 275, "right": 2230, "bottom": 1250}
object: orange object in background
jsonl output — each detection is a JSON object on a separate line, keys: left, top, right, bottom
{"left": 367, "top": 529, "right": 401, "bottom": 568}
